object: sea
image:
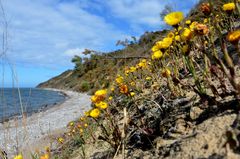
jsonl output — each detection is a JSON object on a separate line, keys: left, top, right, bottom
{"left": 0, "top": 88, "right": 66, "bottom": 121}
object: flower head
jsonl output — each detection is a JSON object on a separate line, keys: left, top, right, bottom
{"left": 227, "top": 30, "right": 240, "bottom": 44}
{"left": 119, "top": 84, "right": 128, "bottom": 94}
{"left": 146, "top": 76, "right": 152, "bottom": 80}
{"left": 164, "top": 12, "right": 184, "bottom": 26}
{"left": 90, "top": 108, "right": 101, "bottom": 118}
{"left": 200, "top": 3, "right": 211, "bottom": 15}
{"left": 222, "top": 3, "right": 235, "bottom": 12}
{"left": 138, "top": 59, "right": 147, "bottom": 68}
{"left": 175, "top": 35, "right": 181, "bottom": 41}
{"left": 185, "top": 20, "right": 191, "bottom": 25}
{"left": 40, "top": 154, "right": 49, "bottom": 159}
{"left": 130, "top": 92, "right": 135, "bottom": 97}
{"left": 14, "top": 154, "right": 23, "bottom": 159}
{"left": 195, "top": 24, "right": 209, "bottom": 35}
{"left": 95, "top": 101, "right": 108, "bottom": 109}
{"left": 190, "top": 21, "right": 198, "bottom": 31}
{"left": 115, "top": 75, "right": 124, "bottom": 85}
{"left": 151, "top": 50, "right": 163, "bottom": 60}
{"left": 155, "top": 37, "right": 173, "bottom": 50}
{"left": 94, "top": 89, "right": 107, "bottom": 98}
{"left": 181, "top": 28, "right": 192, "bottom": 41}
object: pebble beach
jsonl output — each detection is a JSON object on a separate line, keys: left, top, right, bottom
{"left": 0, "top": 89, "right": 91, "bottom": 158}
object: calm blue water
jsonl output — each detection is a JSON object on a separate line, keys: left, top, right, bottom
{"left": 0, "top": 88, "right": 66, "bottom": 121}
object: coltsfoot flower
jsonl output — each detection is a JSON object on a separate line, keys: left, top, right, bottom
{"left": 14, "top": 154, "right": 23, "bottom": 159}
{"left": 222, "top": 3, "right": 235, "bottom": 12}
{"left": 151, "top": 50, "right": 163, "bottom": 60}
{"left": 200, "top": 3, "right": 211, "bottom": 15}
{"left": 116, "top": 75, "right": 124, "bottom": 85}
{"left": 181, "top": 28, "right": 192, "bottom": 41}
{"left": 95, "top": 101, "right": 108, "bottom": 109}
{"left": 94, "top": 89, "right": 107, "bottom": 98}
{"left": 185, "top": 20, "right": 191, "bottom": 25}
{"left": 227, "top": 29, "right": 240, "bottom": 44}
{"left": 120, "top": 84, "right": 128, "bottom": 94}
{"left": 40, "top": 154, "right": 49, "bottom": 159}
{"left": 130, "top": 92, "right": 135, "bottom": 97}
{"left": 195, "top": 24, "right": 209, "bottom": 35}
{"left": 164, "top": 12, "right": 184, "bottom": 26}
{"left": 90, "top": 108, "right": 100, "bottom": 118}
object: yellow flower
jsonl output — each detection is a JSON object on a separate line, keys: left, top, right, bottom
{"left": 14, "top": 154, "right": 23, "bottom": 159}
{"left": 95, "top": 89, "right": 107, "bottom": 98}
{"left": 146, "top": 76, "right": 152, "bottom": 80}
{"left": 222, "top": 3, "right": 235, "bottom": 11}
{"left": 90, "top": 108, "right": 101, "bottom": 118}
{"left": 227, "top": 29, "right": 240, "bottom": 44}
{"left": 167, "top": 32, "right": 175, "bottom": 38}
{"left": 40, "top": 154, "right": 49, "bottom": 159}
{"left": 91, "top": 89, "right": 107, "bottom": 103}
{"left": 152, "top": 44, "right": 159, "bottom": 52}
{"left": 181, "top": 28, "right": 192, "bottom": 41}
{"left": 185, "top": 20, "right": 191, "bottom": 25}
{"left": 156, "top": 37, "right": 173, "bottom": 49}
{"left": 161, "top": 68, "right": 171, "bottom": 78}
{"left": 190, "top": 21, "right": 198, "bottom": 31}
{"left": 58, "top": 137, "right": 64, "bottom": 144}
{"left": 178, "top": 26, "right": 183, "bottom": 31}
{"left": 91, "top": 95, "right": 100, "bottom": 104}
{"left": 108, "top": 96, "right": 113, "bottom": 101}
{"left": 95, "top": 101, "right": 108, "bottom": 109}
{"left": 151, "top": 50, "right": 163, "bottom": 60}
{"left": 130, "top": 92, "right": 135, "bottom": 97}
{"left": 80, "top": 117, "right": 85, "bottom": 121}
{"left": 115, "top": 75, "right": 124, "bottom": 84}
{"left": 164, "top": 12, "right": 184, "bottom": 26}
{"left": 174, "top": 35, "right": 181, "bottom": 41}
{"left": 84, "top": 123, "right": 88, "bottom": 127}
{"left": 129, "top": 66, "right": 137, "bottom": 73}
{"left": 138, "top": 60, "right": 147, "bottom": 68}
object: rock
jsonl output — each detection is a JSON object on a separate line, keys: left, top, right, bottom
{"left": 190, "top": 107, "right": 204, "bottom": 120}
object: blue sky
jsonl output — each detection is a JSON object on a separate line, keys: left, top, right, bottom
{"left": 0, "top": 0, "right": 199, "bottom": 87}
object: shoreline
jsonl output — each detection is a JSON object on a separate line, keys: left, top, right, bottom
{"left": 0, "top": 88, "right": 91, "bottom": 157}
{"left": 0, "top": 88, "right": 68, "bottom": 124}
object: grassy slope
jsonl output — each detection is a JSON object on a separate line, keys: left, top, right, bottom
{"left": 37, "top": 30, "right": 168, "bottom": 93}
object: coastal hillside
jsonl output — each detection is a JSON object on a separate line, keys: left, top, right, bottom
{"left": 37, "top": 30, "right": 168, "bottom": 93}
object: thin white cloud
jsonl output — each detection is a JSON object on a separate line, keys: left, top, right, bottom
{"left": 2, "top": 0, "right": 127, "bottom": 68}
{"left": 64, "top": 48, "right": 85, "bottom": 57}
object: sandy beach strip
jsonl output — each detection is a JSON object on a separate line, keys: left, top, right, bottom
{"left": 0, "top": 88, "right": 91, "bottom": 157}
